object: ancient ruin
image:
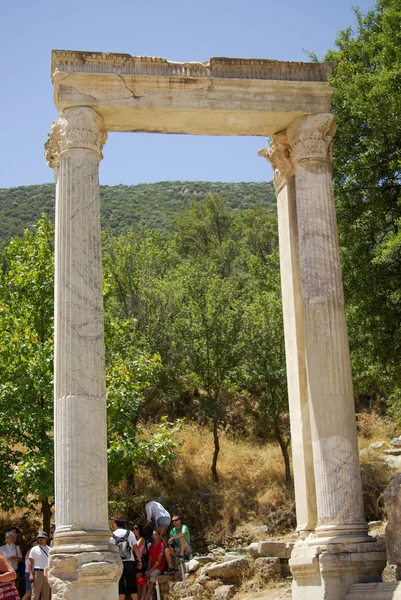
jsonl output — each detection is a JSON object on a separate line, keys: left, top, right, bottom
{"left": 45, "top": 50, "right": 386, "bottom": 600}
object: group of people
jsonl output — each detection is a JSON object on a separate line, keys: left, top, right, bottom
{"left": 111, "top": 499, "right": 192, "bottom": 600}
{"left": 0, "top": 499, "right": 191, "bottom": 600}
{"left": 0, "top": 526, "right": 54, "bottom": 600}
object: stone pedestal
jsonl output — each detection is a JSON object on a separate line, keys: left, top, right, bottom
{"left": 290, "top": 541, "right": 386, "bottom": 600}
{"left": 45, "top": 107, "right": 121, "bottom": 600}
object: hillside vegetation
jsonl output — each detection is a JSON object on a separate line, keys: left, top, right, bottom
{"left": 0, "top": 181, "right": 275, "bottom": 244}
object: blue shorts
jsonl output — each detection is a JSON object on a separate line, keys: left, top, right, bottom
{"left": 156, "top": 516, "right": 171, "bottom": 528}
{"left": 25, "top": 573, "right": 32, "bottom": 593}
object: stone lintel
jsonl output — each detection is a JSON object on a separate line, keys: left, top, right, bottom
{"left": 51, "top": 50, "right": 335, "bottom": 136}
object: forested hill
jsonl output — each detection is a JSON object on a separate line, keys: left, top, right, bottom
{"left": 0, "top": 181, "right": 275, "bottom": 243}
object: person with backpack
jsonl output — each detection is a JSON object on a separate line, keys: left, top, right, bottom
{"left": 110, "top": 518, "right": 142, "bottom": 600}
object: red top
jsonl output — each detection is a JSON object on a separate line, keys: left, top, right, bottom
{"left": 148, "top": 541, "right": 166, "bottom": 572}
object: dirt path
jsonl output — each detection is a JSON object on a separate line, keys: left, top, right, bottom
{"left": 235, "top": 584, "right": 292, "bottom": 600}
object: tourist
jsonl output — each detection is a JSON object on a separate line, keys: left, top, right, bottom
{"left": 143, "top": 499, "right": 171, "bottom": 539}
{"left": 9, "top": 530, "right": 21, "bottom": 547}
{"left": 110, "top": 518, "right": 142, "bottom": 600}
{"left": 0, "top": 554, "right": 19, "bottom": 600}
{"left": 133, "top": 525, "right": 147, "bottom": 596}
{"left": 28, "top": 532, "right": 50, "bottom": 600}
{"left": 165, "top": 515, "right": 191, "bottom": 572}
{"left": 0, "top": 532, "right": 23, "bottom": 573}
{"left": 141, "top": 531, "right": 166, "bottom": 600}
{"left": 11, "top": 528, "right": 24, "bottom": 597}
{"left": 21, "top": 542, "right": 36, "bottom": 600}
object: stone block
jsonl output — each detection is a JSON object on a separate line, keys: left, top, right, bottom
{"left": 248, "top": 540, "right": 294, "bottom": 559}
{"left": 188, "top": 559, "right": 200, "bottom": 572}
{"left": 204, "top": 557, "right": 250, "bottom": 580}
{"left": 194, "top": 555, "right": 214, "bottom": 565}
{"left": 370, "top": 441, "right": 385, "bottom": 449}
{"left": 214, "top": 584, "right": 236, "bottom": 600}
{"left": 254, "top": 557, "right": 281, "bottom": 581}
{"left": 346, "top": 581, "right": 401, "bottom": 599}
{"left": 385, "top": 448, "right": 401, "bottom": 456}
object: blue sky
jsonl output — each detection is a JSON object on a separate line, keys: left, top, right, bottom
{"left": 1, "top": 0, "right": 375, "bottom": 188}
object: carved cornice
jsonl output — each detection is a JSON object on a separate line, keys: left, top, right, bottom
{"left": 287, "top": 113, "right": 337, "bottom": 164}
{"left": 258, "top": 131, "right": 294, "bottom": 193}
{"left": 45, "top": 107, "right": 107, "bottom": 169}
{"left": 51, "top": 50, "right": 335, "bottom": 82}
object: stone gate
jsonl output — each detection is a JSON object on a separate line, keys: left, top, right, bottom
{"left": 45, "top": 50, "right": 386, "bottom": 600}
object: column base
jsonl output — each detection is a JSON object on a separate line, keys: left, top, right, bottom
{"left": 290, "top": 535, "right": 386, "bottom": 600}
{"left": 48, "top": 534, "right": 122, "bottom": 600}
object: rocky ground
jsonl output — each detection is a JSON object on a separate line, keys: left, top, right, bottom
{"left": 159, "top": 537, "right": 295, "bottom": 600}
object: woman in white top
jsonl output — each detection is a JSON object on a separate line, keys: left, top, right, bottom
{"left": 0, "top": 533, "right": 22, "bottom": 572}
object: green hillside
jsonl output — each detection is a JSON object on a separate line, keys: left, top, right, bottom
{"left": 0, "top": 181, "right": 275, "bottom": 243}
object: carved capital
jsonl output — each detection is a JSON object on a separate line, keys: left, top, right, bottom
{"left": 45, "top": 107, "right": 107, "bottom": 170}
{"left": 287, "top": 113, "right": 336, "bottom": 164}
{"left": 258, "top": 131, "right": 293, "bottom": 193}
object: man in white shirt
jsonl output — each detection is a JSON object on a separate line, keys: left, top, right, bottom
{"left": 28, "top": 531, "right": 50, "bottom": 600}
{"left": 144, "top": 499, "right": 171, "bottom": 538}
{"left": 0, "top": 531, "right": 22, "bottom": 572}
{"left": 110, "top": 518, "right": 142, "bottom": 600}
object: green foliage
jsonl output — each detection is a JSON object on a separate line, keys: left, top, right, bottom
{"left": 0, "top": 218, "right": 54, "bottom": 513}
{"left": 174, "top": 266, "right": 245, "bottom": 409}
{"left": 103, "top": 227, "right": 177, "bottom": 363}
{"left": 0, "top": 181, "right": 275, "bottom": 245}
{"left": 325, "top": 0, "right": 401, "bottom": 411}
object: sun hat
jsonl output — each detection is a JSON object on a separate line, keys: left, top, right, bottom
{"left": 37, "top": 531, "right": 48, "bottom": 538}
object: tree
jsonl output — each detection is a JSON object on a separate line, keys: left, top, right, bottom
{"left": 173, "top": 265, "right": 244, "bottom": 482}
{"left": 0, "top": 219, "right": 54, "bottom": 532}
{"left": 325, "top": 0, "right": 401, "bottom": 412}
{"left": 102, "top": 228, "right": 182, "bottom": 493}
{"left": 241, "top": 249, "right": 291, "bottom": 487}
{"left": 173, "top": 194, "right": 239, "bottom": 278}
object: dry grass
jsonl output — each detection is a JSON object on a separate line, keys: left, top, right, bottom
{"left": 357, "top": 411, "right": 397, "bottom": 446}
{"left": 129, "top": 423, "right": 295, "bottom": 548}
{"left": 2, "top": 414, "right": 397, "bottom": 551}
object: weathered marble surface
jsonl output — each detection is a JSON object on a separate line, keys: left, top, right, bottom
{"left": 261, "top": 115, "right": 387, "bottom": 600}
{"left": 260, "top": 134, "right": 316, "bottom": 536}
{"left": 51, "top": 50, "right": 335, "bottom": 136}
{"left": 46, "top": 106, "right": 121, "bottom": 600}
{"left": 286, "top": 113, "right": 367, "bottom": 537}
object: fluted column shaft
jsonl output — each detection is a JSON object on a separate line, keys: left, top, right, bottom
{"left": 259, "top": 135, "right": 317, "bottom": 536}
{"left": 45, "top": 107, "right": 121, "bottom": 600}
{"left": 287, "top": 114, "right": 367, "bottom": 538}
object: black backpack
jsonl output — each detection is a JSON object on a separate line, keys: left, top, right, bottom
{"left": 112, "top": 530, "right": 131, "bottom": 560}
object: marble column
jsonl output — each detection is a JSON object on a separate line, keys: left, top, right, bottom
{"left": 286, "top": 113, "right": 367, "bottom": 540}
{"left": 285, "top": 114, "right": 385, "bottom": 600}
{"left": 45, "top": 106, "right": 121, "bottom": 600}
{"left": 259, "top": 134, "right": 317, "bottom": 536}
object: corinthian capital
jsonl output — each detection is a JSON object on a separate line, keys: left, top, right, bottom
{"left": 258, "top": 131, "right": 293, "bottom": 193}
{"left": 45, "top": 107, "right": 107, "bottom": 170}
{"left": 287, "top": 113, "right": 336, "bottom": 164}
